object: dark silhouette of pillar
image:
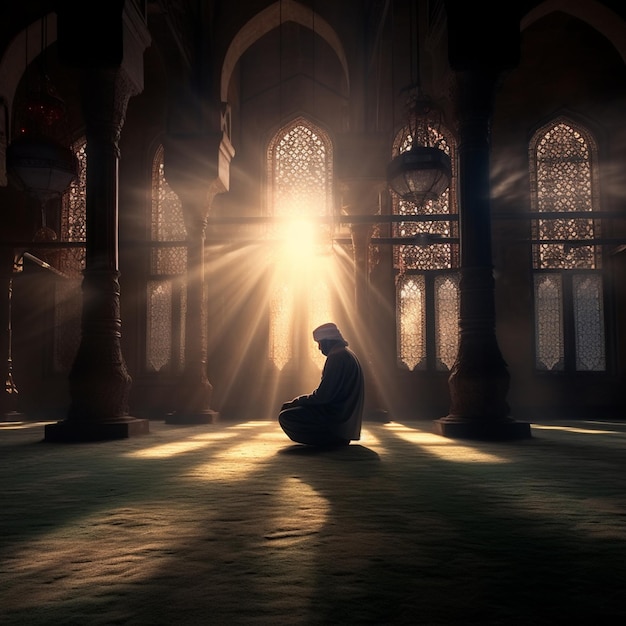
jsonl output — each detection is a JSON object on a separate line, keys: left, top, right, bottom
{"left": 433, "top": 69, "right": 530, "bottom": 440}
{"left": 163, "top": 133, "right": 234, "bottom": 424}
{"left": 1, "top": 248, "right": 22, "bottom": 420}
{"left": 165, "top": 174, "right": 218, "bottom": 425}
{"left": 45, "top": 4, "right": 151, "bottom": 441}
{"left": 45, "top": 67, "right": 149, "bottom": 442}
{"left": 433, "top": 2, "right": 530, "bottom": 440}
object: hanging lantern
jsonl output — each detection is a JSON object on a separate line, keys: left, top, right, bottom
{"left": 7, "top": 14, "right": 78, "bottom": 207}
{"left": 387, "top": 90, "right": 451, "bottom": 206}
{"left": 7, "top": 73, "right": 78, "bottom": 205}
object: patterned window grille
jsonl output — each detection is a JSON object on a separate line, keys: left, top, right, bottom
{"left": 530, "top": 118, "right": 606, "bottom": 371}
{"left": 53, "top": 137, "right": 86, "bottom": 373}
{"left": 146, "top": 145, "right": 187, "bottom": 373}
{"left": 266, "top": 117, "right": 334, "bottom": 370}
{"left": 392, "top": 124, "right": 460, "bottom": 371}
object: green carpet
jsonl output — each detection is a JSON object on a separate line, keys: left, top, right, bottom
{"left": 1, "top": 417, "right": 625, "bottom": 624}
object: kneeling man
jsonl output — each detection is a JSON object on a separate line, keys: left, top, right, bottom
{"left": 278, "top": 322, "right": 364, "bottom": 446}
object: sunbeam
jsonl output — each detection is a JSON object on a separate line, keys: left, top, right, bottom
{"left": 204, "top": 214, "right": 359, "bottom": 419}
{"left": 384, "top": 422, "right": 509, "bottom": 463}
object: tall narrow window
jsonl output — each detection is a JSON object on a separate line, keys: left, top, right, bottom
{"left": 392, "top": 125, "right": 459, "bottom": 371}
{"left": 147, "top": 144, "right": 187, "bottom": 373}
{"left": 53, "top": 137, "right": 87, "bottom": 373}
{"left": 530, "top": 118, "right": 606, "bottom": 371}
{"left": 267, "top": 117, "right": 334, "bottom": 371}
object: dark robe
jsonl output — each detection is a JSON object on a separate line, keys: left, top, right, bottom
{"left": 278, "top": 344, "right": 364, "bottom": 446}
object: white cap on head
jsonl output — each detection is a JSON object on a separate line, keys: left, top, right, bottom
{"left": 312, "top": 322, "right": 347, "bottom": 345}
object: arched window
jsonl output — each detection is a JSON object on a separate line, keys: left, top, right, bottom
{"left": 266, "top": 117, "right": 335, "bottom": 371}
{"left": 530, "top": 118, "right": 606, "bottom": 371}
{"left": 53, "top": 137, "right": 86, "bottom": 373}
{"left": 146, "top": 144, "right": 187, "bottom": 373}
{"left": 392, "top": 124, "right": 460, "bottom": 371}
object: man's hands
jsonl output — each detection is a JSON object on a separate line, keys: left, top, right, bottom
{"left": 280, "top": 398, "right": 299, "bottom": 411}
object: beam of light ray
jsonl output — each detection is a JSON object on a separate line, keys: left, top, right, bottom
{"left": 189, "top": 431, "right": 247, "bottom": 439}
{"left": 356, "top": 428, "right": 380, "bottom": 446}
{"left": 384, "top": 422, "right": 509, "bottom": 463}
{"left": 230, "top": 420, "right": 275, "bottom": 428}
{"left": 275, "top": 218, "right": 319, "bottom": 267}
{"left": 0, "top": 421, "right": 56, "bottom": 430}
{"left": 269, "top": 218, "right": 336, "bottom": 372}
{"left": 125, "top": 433, "right": 240, "bottom": 459}
{"left": 205, "top": 241, "right": 279, "bottom": 411}
{"left": 531, "top": 424, "right": 624, "bottom": 435}
{"left": 203, "top": 211, "right": 360, "bottom": 418}
{"left": 187, "top": 435, "right": 281, "bottom": 481}
{"left": 265, "top": 218, "right": 357, "bottom": 397}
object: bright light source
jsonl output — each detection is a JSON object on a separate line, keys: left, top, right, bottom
{"left": 273, "top": 218, "right": 326, "bottom": 272}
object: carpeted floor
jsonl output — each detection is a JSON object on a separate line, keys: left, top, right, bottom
{"left": 1, "top": 415, "right": 626, "bottom": 625}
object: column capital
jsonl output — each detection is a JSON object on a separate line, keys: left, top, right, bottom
{"left": 163, "top": 132, "right": 235, "bottom": 210}
{"left": 80, "top": 68, "right": 136, "bottom": 148}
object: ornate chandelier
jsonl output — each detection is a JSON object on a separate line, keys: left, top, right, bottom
{"left": 387, "top": 89, "right": 451, "bottom": 206}
{"left": 6, "top": 18, "right": 78, "bottom": 207}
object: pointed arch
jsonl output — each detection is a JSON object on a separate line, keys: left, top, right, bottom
{"left": 52, "top": 136, "right": 86, "bottom": 373}
{"left": 522, "top": 0, "right": 626, "bottom": 64}
{"left": 529, "top": 116, "right": 606, "bottom": 371}
{"left": 392, "top": 120, "right": 460, "bottom": 371}
{"left": 221, "top": 1, "right": 349, "bottom": 101}
{"left": 146, "top": 144, "right": 187, "bottom": 374}
{"left": 266, "top": 116, "right": 335, "bottom": 370}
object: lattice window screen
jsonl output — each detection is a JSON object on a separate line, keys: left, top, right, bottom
{"left": 530, "top": 119, "right": 605, "bottom": 372}
{"left": 397, "top": 275, "right": 426, "bottom": 371}
{"left": 146, "top": 145, "right": 187, "bottom": 373}
{"left": 53, "top": 137, "right": 87, "bottom": 373}
{"left": 534, "top": 273, "right": 564, "bottom": 371}
{"left": 573, "top": 274, "right": 605, "bottom": 371}
{"left": 267, "top": 118, "right": 333, "bottom": 370}
{"left": 392, "top": 122, "right": 459, "bottom": 371}
{"left": 434, "top": 274, "right": 460, "bottom": 371}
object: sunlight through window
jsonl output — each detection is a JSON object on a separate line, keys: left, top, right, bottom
{"left": 126, "top": 432, "right": 238, "bottom": 458}
{"left": 530, "top": 119, "right": 605, "bottom": 372}
{"left": 384, "top": 422, "right": 508, "bottom": 463}
{"left": 267, "top": 118, "right": 335, "bottom": 373}
{"left": 532, "top": 424, "right": 622, "bottom": 435}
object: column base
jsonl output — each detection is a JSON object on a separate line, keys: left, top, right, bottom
{"left": 165, "top": 410, "right": 219, "bottom": 425}
{"left": 433, "top": 415, "right": 532, "bottom": 441}
{"left": 44, "top": 417, "right": 150, "bottom": 442}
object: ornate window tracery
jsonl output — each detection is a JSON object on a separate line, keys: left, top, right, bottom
{"left": 53, "top": 137, "right": 86, "bottom": 373}
{"left": 146, "top": 144, "right": 187, "bottom": 373}
{"left": 266, "top": 117, "right": 334, "bottom": 370}
{"left": 392, "top": 124, "right": 459, "bottom": 371}
{"left": 530, "top": 118, "right": 606, "bottom": 371}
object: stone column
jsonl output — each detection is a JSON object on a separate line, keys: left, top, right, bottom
{"left": 45, "top": 66, "right": 149, "bottom": 442}
{"left": 350, "top": 221, "right": 372, "bottom": 314}
{"left": 1, "top": 248, "right": 21, "bottom": 420}
{"left": 163, "top": 132, "right": 234, "bottom": 424}
{"left": 433, "top": 68, "right": 530, "bottom": 440}
{"left": 166, "top": 182, "right": 217, "bottom": 425}
{"left": 45, "top": 3, "right": 151, "bottom": 442}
